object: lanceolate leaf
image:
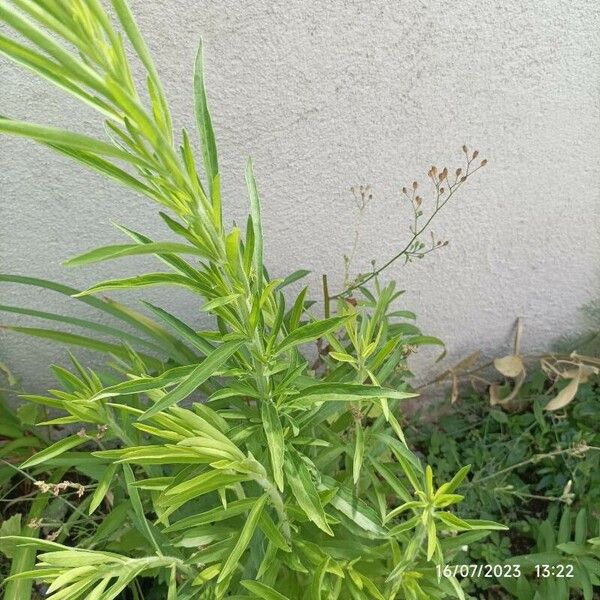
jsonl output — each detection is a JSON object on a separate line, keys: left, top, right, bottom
{"left": 353, "top": 422, "right": 365, "bottom": 484}
{"left": 0, "top": 275, "right": 192, "bottom": 358}
{"left": 0, "top": 304, "right": 163, "bottom": 354}
{"left": 288, "top": 382, "right": 416, "bottom": 407}
{"left": 110, "top": 0, "right": 172, "bottom": 138}
{"left": 0, "top": 326, "right": 162, "bottom": 370}
{"left": 261, "top": 399, "right": 285, "bottom": 491}
{"left": 20, "top": 434, "right": 87, "bottom": 469}
{"left": 284, "top": 451, "right": 333, "bottom": 535}
{"left": 320, "top": 476, "right": 388, "bottom": 538}
{"left": 275, "top": 316, "right": 349, "bottom": 355}
{"left": 139, "top": 339, "right": 244, "bottom": 419}
{"left": 91, "top": 364, "right": 196, "bottom": 401}
{"left": 0, "top": 118, "right": 150, "bottom": 168}
{"left": 122, "top": 463, "right": 162, "bottom": 555}
{"left": 217, "top": 494, "right": 268, "bottom": 584}
{"left": 64, "top": 242, "right": 208, "bottom": 267}
{"left": 194, "top": 39, "right": 219, "bottom": 206}
{"left": 89, "top": 464, "right": 118, "bottom": 515}
{"left": 241, "top": 580, "right": 291, "bottom": 600}
{"left": 142, "top": 302, "right": 215, "bottom": 355}
{"left": 74, "top": 273, "right": 207, "bottom": 297}
{"left": 245, "top": 158, "right": 263, "bottom": 293}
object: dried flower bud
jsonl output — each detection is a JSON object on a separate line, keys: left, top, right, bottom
{"left": 430, "top": 166, "right": 437, "bottom": 175}
{"left": 480, "top": 158, "right": 488, "bottom": 166}
{"left": 472, "top": 150, "right": 479, "bottom": 159}
{"left": 460, "top": 176, "right": 467, "bottom": 182}
{"left": 439, "top": 187, "right": 445, "bottom": 194}
{"left": 455, "top": 168, "right": 462, "bottom": 177}
{"left": 402, "top": 187, "right": 407, "bottom": 194}
{"left": 462, "top": 144, "right": 468, "bottom": 154}
{"left": 412, "top": 181, "right": 418, "bottom": 190}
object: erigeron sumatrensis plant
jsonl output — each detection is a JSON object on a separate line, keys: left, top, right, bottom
{"left": 0, "top": 1, "right": 500, "bottom": 599}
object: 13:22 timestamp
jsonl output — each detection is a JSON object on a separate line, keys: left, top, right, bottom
{"left": 534, "top": 564, "right": 574, "bottom": 578}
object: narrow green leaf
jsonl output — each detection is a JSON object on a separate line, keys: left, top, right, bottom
{"left": 436, "top": 465, "right": 471, "bottom": 496}
{"left": 258, "top": 512, "right": 290, "bottom": 552}
{"left": 194, "top": 40, "right": 219, "bottom": 203}
{"left": 261, "top": 399, "right": 285, "bottom": 491}
{"left": 0, "top": 118, "right": 149, "bottom": 167}
{"left": 284, "top": 452, "right": 333, "bottom": 535}
{"left": 164, "top": 498, "right": 258, "bottom": 532}
{"left": 88, "top": 464, "right": 118, "bottom": 515}
{"left": 276, "top": 316, "right": 348, "bottom": 355}
{"left": 139, "top": 339, "right": 244, "bottom": 419}
{"left": 310, "top": 557, "right": 330, "bottom": 600}
{"left": 353, "top": 422, "right": 364, "bottom": 485}
{"left": 0, "top": 304, "right": 163, "bottom": 354}
{"left": 160, "top": 471, "right": 249, "bottom": 508}
{"left": 245, "top": 158, "right": 263, "bottom": 292}
{"left": 241, "top": 580, "right": 291, "bottom": 600}
{"left": 288, "top": 286, "right": 308, "bottom": 331}
{"left": 168, "top": 564, "right": 177, "bottom": 600}
{"left": 142, "top": 302, "right": 215, "bottom": 355}
{"left": 65, "top": 242, "right": 207, "bottom": 267}
{"left": 122, "top": 463, "right": 162, "bottom": 555}
{"left": 217, "top": 494, "right": 268, "bottom": 584}
{"left": 275, "top": 269, "right": 310, "bottom": 291}
{"left": 92, "top": 364, "right": 195, "bottom": 401}
{"left": 20, "top": 435, "right": 86, "bottom": 469}
{"left": 74, "top": 273, "right": 205, "bottom": 297}
{"left": 0, "top": 275, "right": 189, "bottom": 355}
{"left": 289, "top": 383, "right": 416, "bottom": 407}
{"left": 575, "top": 508, "right": 587, "bottom": 545}
{"left": 110, "top": 0, "right": 172, "bottom": 137}
{"left": 320, "top": 477, "right": 388, "bottom": 538}
{"left": 461, "top": 519, "right": 508, "bottom": 531}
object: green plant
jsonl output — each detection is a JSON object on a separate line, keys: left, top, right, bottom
{"left": 502, "top": 507, "right": 600, "bottom": 600}
{"left": 407, "top": 354, "right": 600, "bottom": 598}
{"left": 0, "top": 2, "right": 496, "bottom": 599}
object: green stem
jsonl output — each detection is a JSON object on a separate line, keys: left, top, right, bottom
{"left": 322, "top": 274, "right": 330, "bottom": 319}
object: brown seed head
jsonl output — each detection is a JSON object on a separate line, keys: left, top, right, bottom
{"left": 462, "top": 144, "right": 468, "bottom": 154}
{"left": 412, "top": 181, "right": 418, "bottom": 190}
{"left": 402, "top": 187, "right": 407, "bottom": 194}
{"left": 472, "top": 150, "right": 479, "bottom": 159}
{"left": 461, "top": 176, "right": 467, "bottom": 182}
{"left": 455, "top": 168, "right": 462, "bottom": 177}
{"left": 481, "top": 158, "right": 488, "bottom": 166}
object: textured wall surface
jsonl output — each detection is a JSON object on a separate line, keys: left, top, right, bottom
{"left": 1, "top": 0, "right": 599, "bottom": 393}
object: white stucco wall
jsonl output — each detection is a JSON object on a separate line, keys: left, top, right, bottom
{"left": 1, "top": 0, "right": 599, "bottom": 392}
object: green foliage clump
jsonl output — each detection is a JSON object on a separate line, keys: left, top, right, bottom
{"left": 408, "top": 368, "right": 600, "bottom": 599}
{"left": 0, "top": 2, "right": 496, "bottom": 599}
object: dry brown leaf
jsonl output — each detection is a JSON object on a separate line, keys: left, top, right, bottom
{"left": 494, "top": 355, "right": 524, "bottom": 378}
{"left": 450, "top": 372, "right": 459, "bottom": 404}
{"left": 489, "top": 368, "right": 526, "bottom": 407}
{"left": 545, "top": 369, "right": 582, "bottom": 411}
